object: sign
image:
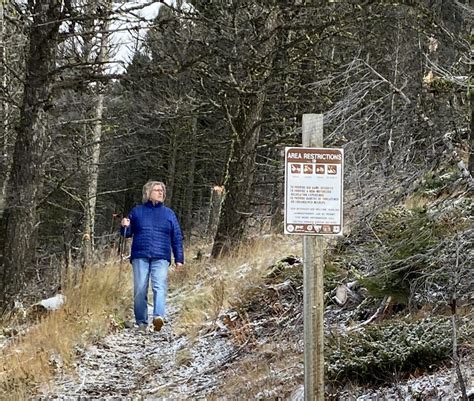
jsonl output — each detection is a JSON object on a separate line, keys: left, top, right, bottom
{"left": 284, "top": 147, "right": 343, "bottom": 235}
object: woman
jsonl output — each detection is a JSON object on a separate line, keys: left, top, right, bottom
{"left": 121, "top": 180, "right": 184, "bottom": 332}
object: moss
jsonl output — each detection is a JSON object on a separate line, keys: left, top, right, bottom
{"left": 265, "top": 256, "right": 303, "bottom": 284}
{"left": 417, "top": 167, "right": 459, "bottom": 195}
{"left": 323, "top": 262, "right": 347, "bottom": 293}
{"left": 428, "top": 77, "right": 457, "bottom": 93}
{"left": 263, "top": 255, "right": 347, "bottom": 294}
{"left": 327, "top": 316, "right": 469, "bottom": 384}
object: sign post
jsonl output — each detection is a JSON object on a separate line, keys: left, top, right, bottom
{"left": 284, "top": 114, "right": 343, "bottom": 401}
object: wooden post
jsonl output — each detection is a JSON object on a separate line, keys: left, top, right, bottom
{"left": 206, "top": 185, "right": 224, "bottom": 239}
{"left": 302, "top": 114, "right": 325, "bottom": 401}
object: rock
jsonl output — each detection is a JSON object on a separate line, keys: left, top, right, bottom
{"left": 290, "top": 384, "right": 304, "bottom": 401}
{"left": 333, "top": 284, "right": 348, "bottom": 306}
{"left": 27, "top": 294, "right": 65, "bottom": 320}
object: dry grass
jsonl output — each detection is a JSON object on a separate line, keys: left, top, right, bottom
{"left": 0, "top": 234, "right": 300, "bottom": 399}
{"left": 211, "top": 342, "right": 302, "bottom": 400}
{"left": 169, "top": 234, "right": 300, "bottom": 337}
{"left": 0, "top": 260, "right": 132, "bottom": 399}
{"left": 404, "top": 193, "right": 431, "bottom": 210}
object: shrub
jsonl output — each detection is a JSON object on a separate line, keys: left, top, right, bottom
{"left": 327, "top": 316, "right": 469, "bottom": 384}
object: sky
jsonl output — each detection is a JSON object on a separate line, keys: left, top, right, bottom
{"left": 108, "top": 0, "right": 165, "bottom": 73}
{"left": 15, "top": 0, "right": 182, "bottom": 74}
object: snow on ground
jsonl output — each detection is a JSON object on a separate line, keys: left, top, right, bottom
{"left": 36, "top": 302, "right": 473, "bottom": 400}
{"left": 332, "top": 359, "right": 474, "bottom": 400}
{"left": 36, "top": 304, "right": 238, "bottom": 399}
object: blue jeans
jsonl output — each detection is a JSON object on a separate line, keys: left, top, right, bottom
{"left": 132, "top": 258, "right": 169, "bottom": 325}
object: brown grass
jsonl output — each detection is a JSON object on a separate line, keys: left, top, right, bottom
{"left": 0, "top": 234, "right": 300, "bottom": 399}
{"left": 211, "top": 343, "right": 302, "bottom": 400}
{"left": 404, "top": 193, "right": 431, "bottom": 210}
{"left": 0, "top": 260, "right": 132, "bottom": 399}
{"left": 169, "top": 234, "right": 300, "bottom": 337}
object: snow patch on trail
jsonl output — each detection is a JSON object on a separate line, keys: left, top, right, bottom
{"left": 36, "top": 307, "right": 238, "bottom": 399}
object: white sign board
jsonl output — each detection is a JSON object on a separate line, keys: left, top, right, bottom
{"left": 284, "top": 147, "right": 343, "bottom": 235}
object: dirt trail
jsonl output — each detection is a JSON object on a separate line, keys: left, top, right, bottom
{"left": 37, "top": 306, "right": 237, "bottom": 400}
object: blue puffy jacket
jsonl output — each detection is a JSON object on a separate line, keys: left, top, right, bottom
{"left": 121, "top": 201, "right": 184, "bottom": 264}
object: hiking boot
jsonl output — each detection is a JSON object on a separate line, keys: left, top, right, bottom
{"left": 153, "top": 316, "right": 164, "bottom": 332}
{"left": 137, "top": 323, "right": 147, "bottom": 333}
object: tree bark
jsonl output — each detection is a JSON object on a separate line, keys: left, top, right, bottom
{"left": 469, "top": 49, "right": 473, "bottom": 176}
{"left": 83, "top": 88, "right": 105, "bottom": 265}
{"left": 0, "top": 2, "right": 9, "bottom": 218}
{"left": 270, "top": 177, "right": 283, "bottom": 232}
{"left": 183, "top": 117, "right": 197, "bottom": 244}
{"left": 211, "top": 92, "right": 266, "bottom": 257}
{"left": 0, "top": 5, "right": 4, "bottom": 207}
{"left": 206, "top": 185, "right": 223, "bottom": 240}
{"left": 0, "top": 0, "right": 63, "bottom": 313}
{"left": 82, "top": 1, "right": 110, "bottom": 265}
{"left": 167, "top": 129, "right": 178, "bottom": 207}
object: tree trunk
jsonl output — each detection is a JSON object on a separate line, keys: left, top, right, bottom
{"left": 167, "top": 130, "right": 178, "bottom": 207}
{"left": 0, "top": 2, "right": 9, "bottom": 218}
{"left": 211, "top": 92, "right": 266, "bottom": 257}
{"left": 469, "top": 49, "right": 473, "bottom": 176}
{"left": 83, "top": 89, "right": 105, "bottom": 265}
{"left": 0, "top": 0, "right": 63, "bottom": 313}
{"left": 0, "top": 3, "right": 5, "bottom": 211}
{"left": 183, "top": 117, "right": 197, "bottom": 244}
{"left": 206, "top": 185, "right": 224, "bottom": 240}
{"left": 270, "top": 177, "right": 283, "bottom": 232}
{"left": 82, "top": 4, "right": 110, "bottom": 265}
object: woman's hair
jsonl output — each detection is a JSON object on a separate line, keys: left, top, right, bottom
{"left": 142, "top": 181, "right": 166, "bottom": 203}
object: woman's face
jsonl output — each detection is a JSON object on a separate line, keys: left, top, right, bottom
{"left": 149, "top": 184, "right": 164, "bottom": 203}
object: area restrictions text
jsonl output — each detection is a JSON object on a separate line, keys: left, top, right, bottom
{"left": 284, "top": 147, "right": 343, "bottom": 235}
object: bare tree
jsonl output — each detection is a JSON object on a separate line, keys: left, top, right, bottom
{"left": 0, "top": 2, "right": 6, "bottom": 210}
{"left": 81, "top": 0, "right": 112, "bottom": 265}
{"left": 0, "top": 2, "right": 25, "bottom": 219}
{"left": 0, "top": 0, "right": 64, "bottom": 312}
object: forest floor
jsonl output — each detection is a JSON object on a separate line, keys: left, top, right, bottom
{"left": 36, "top": 304, "right": 241, "bottom": 399}
{"left": 35, "top": 280, "right": 473, "bottom": 400}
